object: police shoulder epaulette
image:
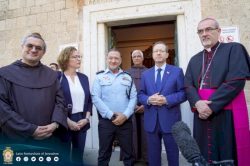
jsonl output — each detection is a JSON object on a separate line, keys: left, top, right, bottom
{"left": 123, "top": 71, "right": 131, "bottom": 76}
{"left": 96, "top": 70, "right": 104, "bottom": 74}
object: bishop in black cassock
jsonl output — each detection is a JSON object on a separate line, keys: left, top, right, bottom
{"left": 185, "top": 18, "right": 250, "bottom": 166}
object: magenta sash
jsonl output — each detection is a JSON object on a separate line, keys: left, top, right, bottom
{"left": 198, "top": 89, "right": 250, "bottom": 166}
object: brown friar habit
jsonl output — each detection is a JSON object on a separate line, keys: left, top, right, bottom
{"left": 120, "top": 65, "right": 148, "bottom": 162}
{"left": 0, "top": 60, "right": 67, "bottom": 141}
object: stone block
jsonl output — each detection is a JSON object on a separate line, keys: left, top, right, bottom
{"left": 8, "top": 0, "right": 24, "bottom": 10}
{"left": 0, "top": 11, "right": 6, "bottom": 21}
{"left": 0, "top": 20, "right": 5, "bottom": 31}
{"left": 26, "top": 15, "right": 37, "bottom": 26}
{"left": 60, "top": 8, "right": 76, "bottom": 22}
{"left": 35, "top": 0, "right": 49, "bottom": 6}
{"left": 30, "top": 6, "right": 42, "bottom": 15}
{"left": 57, "top": 31, "right": 70, "bottom": 43}
{"left": 16, "top": 16, "right": 27, "bottom": 28}
{"left": 23, "top": 7, "right": 31, "bottom": 15}
{"left": 6, "top": 8, "right": 24, "bottom": 19}
{"left": 36, "top": 13, "right": 48, "bottom": 25}
{"left": 6, "top": 39, "right": 16, "bottom": 50}
{"left": 66, "top": 0, "right": 74, "bottom": 8}
{"left": 0, "top": 31, "right": 6, "bottom": 41}
{"left": 42, "top": 3, "right": 55, "bottom": 12}
{"left": 5, "top": 18, "right": 16, "bottom": 30}
{"left": 26, "top": 0, "right": 35, "bottom": 7}
{"left": 41, "top": 23, "right": 55, "bottom": 33}
{"left": 67, "top": 19, "right": 78, "bottom": 27}
{"left": 0, "top": 0, "right": 8, "bottom": 10}
{"left": 47, "top": 11, "right": 61, "bottom": 24}
{"left": 0, "top": 41, "right": 5, "bottom": 51}
{"left": 55, "top": 22, "right": 67, "bottom": 32}
{"left": 28, "top": 25, "right": 42, "bottom": 33}
{"left": 55, "top": 1, "right": 65, "bottom": 10}
{"left": 45, "top": 31, "right": 58, "bottom": 42}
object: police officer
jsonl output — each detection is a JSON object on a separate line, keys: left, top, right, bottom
{"left": 92, "top": 48, "right": 137, "bottom": 166}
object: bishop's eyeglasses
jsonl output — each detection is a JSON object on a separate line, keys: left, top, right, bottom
{"left": 197, "top": 27, "right": 218, "bottom": 35}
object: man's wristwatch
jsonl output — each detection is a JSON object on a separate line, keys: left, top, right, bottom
{"left": 85, "top": 118, "right": 90, "bottom": 123}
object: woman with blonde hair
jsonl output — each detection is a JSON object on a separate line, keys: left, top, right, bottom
{"left": 57, "top": 46, "right": 92, "bottom": 166}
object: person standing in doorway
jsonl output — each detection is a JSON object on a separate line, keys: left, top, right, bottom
{"left": 138, "top": 41, "right": 186, "bottom": 166}
{"left": 120, "top": 49, "right": 148, "bottom": 165}
{"left": 49, "top": 62, "right": 59, "bottom": 71}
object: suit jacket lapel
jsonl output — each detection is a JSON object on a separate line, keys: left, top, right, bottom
{"left": 77, "top": 73, "right": 88, "bottom": 105}
{"left": 160, "top": 65, "right": 171, "bottom": 92}
{"left": 149, "top": 67, "right": 157, "bottom": 91}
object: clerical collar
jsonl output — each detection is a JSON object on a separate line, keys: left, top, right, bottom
{"left": 204, "top": 42, "right": 220, "bottom": 53}
{"left": 200, "top": 42, "right": 221, "bottom": 89}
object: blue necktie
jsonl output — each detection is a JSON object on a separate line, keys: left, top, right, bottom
{"left": 156, "top": 68, "right": 162, "bottom": 92}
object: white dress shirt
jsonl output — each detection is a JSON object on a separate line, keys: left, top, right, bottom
{"left": 154, "top": 63, "right": 166, "bottom": 81}
{"left": 66, "top": 75, "right": 85, "bottom": 114}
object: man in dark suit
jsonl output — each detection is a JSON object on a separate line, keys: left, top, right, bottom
{"left": 138, "top": 41, "right": 186, "bottom": 166}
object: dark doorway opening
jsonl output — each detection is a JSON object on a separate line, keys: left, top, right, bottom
{"left": 110, "top": 21, "right": 176, "bottom": 70}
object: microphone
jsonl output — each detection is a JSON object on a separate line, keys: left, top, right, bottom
{"left": 171, "top": 121, "right": 208, "bottom": 166}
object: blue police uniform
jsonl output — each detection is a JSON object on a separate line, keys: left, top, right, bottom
{"left": 92, "top": 68, "right": 137, "bottom": 166}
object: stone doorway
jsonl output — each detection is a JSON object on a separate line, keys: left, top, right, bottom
{"left": 111, "top": 21, "right": 176, "bottom": 70}
{"left": 83, "top": 0, "right": 202, "bottom": 149}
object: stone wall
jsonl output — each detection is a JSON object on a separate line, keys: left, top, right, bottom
{"left": 1, "top": 0, "right": 249, "bottom": 64}
{"left": 201, "top": 0, "right": 250, "bottom": 114}
{"left": 201, "top": 0, "right": 250, "bottom": 52}
{"left": 84, "top": 0, "right": 117, "bottom": 5}
{"left": 0, "top": 0, "right": 84, "bottom": 67}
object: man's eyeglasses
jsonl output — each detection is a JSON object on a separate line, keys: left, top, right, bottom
{"left": 25, "top": 44, "right": 44, "bottom": 51}
{"left": 153, "top": 50, "right": 166, "bottom": 53}
{"left": 132, "top": 55, "right": 143, "bottom": 58}
{"left": 70, "top": 55, "right": 82, "bottom": 59}
{"left": 197, "top": 27, "right": 218, "bottom": 35}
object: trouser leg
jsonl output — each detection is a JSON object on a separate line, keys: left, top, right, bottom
{"left": 117, "top": 120, "right": 134, "bottom": 166}
{"left": 162, "top": 133, "right": 179, "bottom": 166}
{"left": 98, "top": 119, "right": 115, "bottom": 166}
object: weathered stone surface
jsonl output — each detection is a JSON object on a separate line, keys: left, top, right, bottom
{"left": 201, "top": 0, "right": 250, "bottom": 52}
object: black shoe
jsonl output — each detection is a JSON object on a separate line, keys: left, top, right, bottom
{"left": 192, "top": 156, "right": 208, "bottom": 166}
